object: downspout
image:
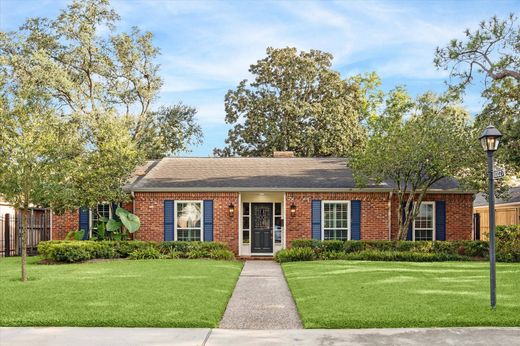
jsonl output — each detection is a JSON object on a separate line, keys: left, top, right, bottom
{"left": 131, "top": 190, "right": 135, "bottom": 214}
{"left": 388, "top": 191, "right": 393, "bottom": 240}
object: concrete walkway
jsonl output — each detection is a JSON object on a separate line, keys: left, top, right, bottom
{"left": 1, "top": 327, "right": 519, "bottom": 346}
{"left": 219, "top": 260, "right": 302, "bottom": 329}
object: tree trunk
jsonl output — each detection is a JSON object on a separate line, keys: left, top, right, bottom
{"left": 21, "top": 205, "right": 28, "bottom": 282}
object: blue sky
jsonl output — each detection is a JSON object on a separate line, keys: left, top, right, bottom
{"left": 1, "top": 0, "right": 518, "bottom": 156}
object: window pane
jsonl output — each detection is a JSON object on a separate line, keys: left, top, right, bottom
{"left": 243, "top": 203, "right": 250, "bottom": 216}
{"left": 178, "top": 228, "right": 201, "bottom": 242}
{"left": 415, "top": 229, "right": 433, "bottom": 241}
{"left": 414, "top": 203, "right": 434, "bottom": 240}
{"left": 177, "top": 202, "right": 201, "bottom": 228}
{"left": 275, "top": 216, "right": 282, "bottom": 244}
{"left": 243, "top": 230, "right": 250, "bottom": 244}
{"left": 92, "top": 203, "right": 110, "bottom": 232}
{"left": 275, "top": 203, "right": 281, "bottom": 215}
{"left": 242, "top": 216, "right": 250, "bottom": 229}
{"left": 97, "top": 204, "right": 110, "bottom": 218}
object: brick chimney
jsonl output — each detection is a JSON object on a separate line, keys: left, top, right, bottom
{"left": 273, "top": 151, "right": 295, "bottom": 158}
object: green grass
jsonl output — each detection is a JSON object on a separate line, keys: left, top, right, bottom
{"left": 0, "top": 257, "right": 243, "bottom": 327}
{"left": 283, "top": 260, "right": 520, "bottom": 328}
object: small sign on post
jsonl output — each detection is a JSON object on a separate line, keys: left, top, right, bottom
{"left": 493, "top": 168, "right": 506, "bottom": 180}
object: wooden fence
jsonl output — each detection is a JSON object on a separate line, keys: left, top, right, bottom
{"left": 0, "top": 209, "right": 51, "bottom": 257}
{"left": 474, "top": 205, "right": 520, "bottom": 240}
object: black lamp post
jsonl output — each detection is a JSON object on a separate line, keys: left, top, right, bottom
{"left": 479, "top": 124, "right": 502, "bottom": 309}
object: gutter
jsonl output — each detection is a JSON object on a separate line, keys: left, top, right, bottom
{"left": 388, "top": 191, "right": 393, "bottom": 240}
{"left": 128, "top": 187, "right": 476, "bottom": 194}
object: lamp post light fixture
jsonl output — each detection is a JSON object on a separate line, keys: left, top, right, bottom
{"left": 290, "top": 203, "right": 297, "bottom": 217}
{"left": 479, "top": 124, "right": 502, "bottom": 309}
{"left": 228, "top": 203, "right": 235, "bottom": 218}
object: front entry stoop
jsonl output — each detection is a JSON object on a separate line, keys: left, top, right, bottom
{"left": 219, "top": 261, "right": 302, "bottom": 329}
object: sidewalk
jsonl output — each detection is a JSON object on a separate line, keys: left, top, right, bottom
{"left": 219, "top": 260, "right": 302, "bottom": 329}
{"left": 1, "top": 327, "right": 519, "bottom": 346}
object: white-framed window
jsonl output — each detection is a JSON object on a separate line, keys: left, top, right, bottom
{"left": 242, "top": 203, "right": 250, "bottom": 244}
{"left": 322, "top": 201, "right": 350, "bottom": 241}
{"left": 175, "top": 201, "right": 203, "bottom": 241}
{"left": 274, "top": 203, "right": 282, "bottom": 244}
{"left": 413, "top": 202, "right": 435, "bottom": 241}
{"left": 91, "top": 203, "right": 111, "bottom": 234}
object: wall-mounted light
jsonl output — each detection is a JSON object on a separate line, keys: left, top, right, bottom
{"left": 290, "top": 203, "right": 297, "bottom": 217}
{"left": 228, "top": 203, "right": 235, "bottom": 217}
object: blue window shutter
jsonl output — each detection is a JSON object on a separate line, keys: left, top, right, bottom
{"left": 203, "top": 200, "right": 214, "bottom": 242}
{"left": 111, "top": 203, "right": 118, "bottom": 218}
{"left": 351, "top": 200, "right": 361, "bottom": 240}
{"left": 311, "top": 200, "right": 322, "bottom": 240}
{"left": 79, "top": 207, "right": 90, "bottom": 240}
{"left": 435, "top": 201, "right": 446, "bottom": 241}
{"left": 164, "top": 200, "right": 174, "bottom": 241}
{"left": 403, "top": 202, "right": 413, "bottom": 241}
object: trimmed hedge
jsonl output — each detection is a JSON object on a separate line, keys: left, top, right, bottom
{"left": 38, "top": 240, "right": 235, "bottom": 263}
{"left": 282, "top": 237, "right": 520, "bottom": 263}
{"left": 292, "top": 239, "right": 489, "bottom": 257}
{"left": 275, "top": 247, "right": 468, "bottom": 263}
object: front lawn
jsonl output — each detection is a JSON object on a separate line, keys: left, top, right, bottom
{"left": 0, "top": 257, "right": 243, "bottom": 327}
{"left": 283, "top": 261, "right": 520, "bottom": 328}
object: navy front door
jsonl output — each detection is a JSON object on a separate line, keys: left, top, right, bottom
{"left": 251, "top": 203, "right": 273, "bottom": 253}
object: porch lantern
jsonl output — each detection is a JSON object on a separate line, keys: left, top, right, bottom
{"left": 290, "top": 203, "right": 297, "bottom": 217}
{"left": 479, "top": 124, "right": 502, "bottom": 310}
{"left": 228, "top": 203, "right": 235, "bottom": 218}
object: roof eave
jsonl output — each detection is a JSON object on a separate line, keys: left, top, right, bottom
{"left": 127, "top": 187, "right": 475, "bottom": 194}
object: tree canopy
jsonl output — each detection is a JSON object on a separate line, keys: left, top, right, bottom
{"left": 0, "top": 0, "right": 202, "bottom": 160}
{"left": 351, "top": 88, "right": 477, "bottom": 239}
{"left": 435, "top": 14, "right": 519, "bottom": 175}
{"left": 214, "top": 47, "right": 380, "bottom": 157}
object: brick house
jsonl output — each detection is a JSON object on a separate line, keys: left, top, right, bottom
{"left": 51, "top": 154, "right": 475, "bottom": 256}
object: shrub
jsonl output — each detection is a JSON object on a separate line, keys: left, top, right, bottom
{"left": 343, "top": 240, "right": 364, "bottom": 253}
{"left": 158, "top": 241, "right": 191, "bottom": 254}
{"left": 344, "top": 251, "right": 468, "bottom": 262}
{"left": 111, "top": 241, "right": 157, "bottom": 257}
{"left": 38, "top": 241, "right": 92, "bottom": 262}
{"left": 38, "top": 240, "right": 235, "bottom": 263}
{"left": 275, "top": 247, "right": 316, "bottom": 263}
{"left": 209, "top": 249, "right": 236, "bottom": 260}
{"left": 496, "top": 225, "right": 520, "bottom": 262}
{"left": 129, "top": 247, "right": 164, "bottom": 260}
{"left": 288, "top": 239, "right": 511, "bottom": 262}
{"left": 319, "top": 251, "right": 348, "bottom": 260}
{"left": 318, "top": 240, "right": 344, "bottom": 252}
{"left": 187, "top": 248, "right": 210, "bottom": 259}
{"left": 291, "top": 239, "right": 320, "bottom": 249}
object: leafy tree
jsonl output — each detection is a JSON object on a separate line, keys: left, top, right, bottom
{"left": 135, "top": 103, "right": 203, "bottom": 159}
{"left": 435, "top": 14, "right": 519, "bottom": 173}
{"left": 351, "top": 88, "right": 476, "bottom": 239}
{"left": 214, "top": 47, "right": 381, "bottom": 157}
{"left": 0, "top": 84, "right": 83, "bottom": 281}
{"left": 1, "top": 0, "right": 202, "bottom": 159}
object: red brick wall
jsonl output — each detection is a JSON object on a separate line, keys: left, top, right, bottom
{"left": 52, "top": 210, "right": 78, "bottom": 240}
{"left": 285, "top": 192, "right": 390, "bottom": 246}
{"left": 286, "top": 192, "right": 474, "bottom": 245}
{"left": 51, "top": 191, "right": 473, "bottom": 252}
{"left": 133, "top": 192, "right": 240, "bottom": 254}
{"left": 390, "top": 193, "right": 474, "bottom": 240}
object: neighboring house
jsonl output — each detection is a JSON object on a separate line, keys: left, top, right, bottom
{"left": 51, "top": 152, "right": 475, "bottom": 256}
{"left": 473, "top": 185, "right": 520, "bottom": 240}
{"left": 0, "top": 197, "right": 16, "bottom": 218}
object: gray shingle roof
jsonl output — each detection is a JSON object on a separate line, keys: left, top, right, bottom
{"left": 474, "top": 185, "right": 520, "bottom": 207}
{"left": 125, "top": 157, "right": 464, "bottom": 192}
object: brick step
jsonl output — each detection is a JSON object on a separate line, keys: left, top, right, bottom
{"left": 237, "top": 255, "right": 274, "bottom": 261}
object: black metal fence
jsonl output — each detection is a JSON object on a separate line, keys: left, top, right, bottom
{"left": 0, "top": 209, "right": 51, "bottom": 257}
